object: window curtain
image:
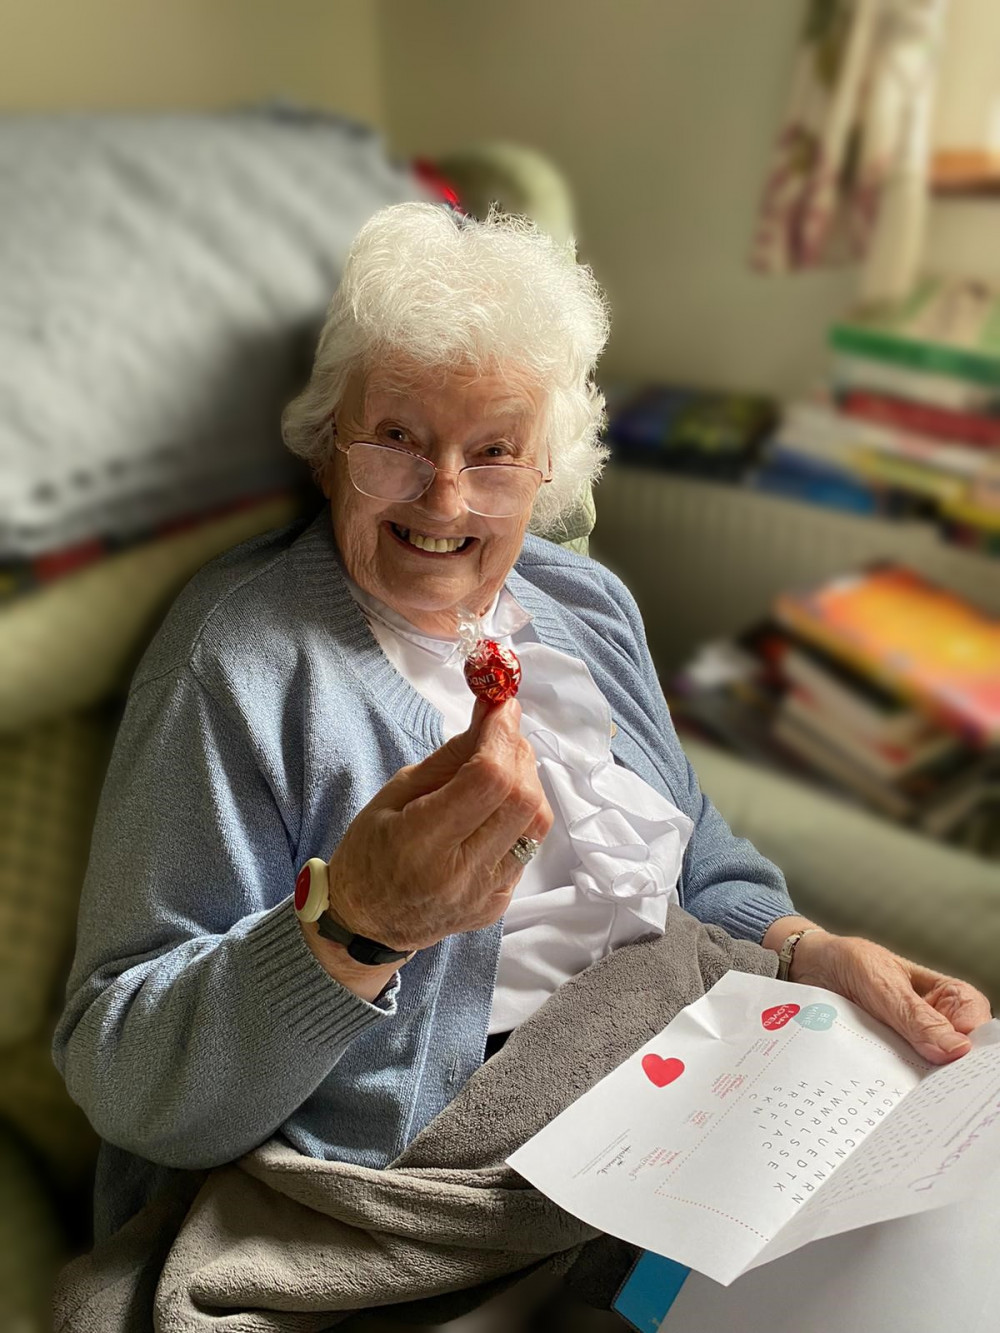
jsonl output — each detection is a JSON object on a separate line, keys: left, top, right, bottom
{"left": 751, "top": 0, "right": 949, "bottom": 304}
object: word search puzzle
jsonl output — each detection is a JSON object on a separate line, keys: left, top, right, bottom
{"left": 508, "top": 972, "right": 1000, "bottom": 1285}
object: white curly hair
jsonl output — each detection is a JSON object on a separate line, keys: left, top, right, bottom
{"left": 281, "top": 202, "right": 611, "bottom": 535}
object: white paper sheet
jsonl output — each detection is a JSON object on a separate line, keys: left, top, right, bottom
{"left": 662, "top": 1188, "right": 1000, "bottom": 1333}
{"left": 507, "top": 972, "right": 1000, "bottom": 1286}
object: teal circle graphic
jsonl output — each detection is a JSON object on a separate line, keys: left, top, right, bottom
{"left": 793, "top": 1003, "right": 837, "bottom": 1031}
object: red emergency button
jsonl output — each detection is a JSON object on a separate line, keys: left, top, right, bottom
{"left": 293, "top": 858, "right": 330, "bottom": 922}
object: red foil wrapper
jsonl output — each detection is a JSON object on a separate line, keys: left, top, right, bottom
{"left": 463, "top": 638, "right": 521, "bottom": 704}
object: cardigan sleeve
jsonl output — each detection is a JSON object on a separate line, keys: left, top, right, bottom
{"left": 52, "top": 662, "right": 394, "bottom": 1171}
{"left": 591, "top": 561, "right": 798, "bottom": 941}
{"left": 673, "top": 754, "right": 798, "bottom": 940}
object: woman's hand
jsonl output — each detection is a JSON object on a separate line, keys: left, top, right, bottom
{"left": 321, "top": 697, "right": 552, "bottom": 954}
{"left": 788, "top": 928, "right": 992, "bottom": 1065}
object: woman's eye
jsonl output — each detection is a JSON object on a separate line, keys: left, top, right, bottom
{"left": 481, "top": 441, "right": 516, "bottom": 461}
{"left": 383, "top": 427, "right": 410, "bottom": 444}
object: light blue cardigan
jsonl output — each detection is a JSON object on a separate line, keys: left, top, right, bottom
{"left": 54, "top": 511, "right": 795, "bottom": 1241}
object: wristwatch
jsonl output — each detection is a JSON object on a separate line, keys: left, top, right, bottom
{"left": 776, "top": 928, "right": 823, "bottom": 982}
{"left": 294, "top": 858, "right": 416, "bottom": 967}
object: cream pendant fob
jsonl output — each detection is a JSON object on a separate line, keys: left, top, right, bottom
{"left": 294, "top": 857, "right": 330, "bottom": 922}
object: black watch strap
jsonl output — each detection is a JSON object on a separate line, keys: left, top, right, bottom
{"left": 316, "top": 911, "right": 416, "bottom": 966}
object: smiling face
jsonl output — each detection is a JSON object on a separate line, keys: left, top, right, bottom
{"left": 322, "top": 359, "right": 546, "bottom": 636}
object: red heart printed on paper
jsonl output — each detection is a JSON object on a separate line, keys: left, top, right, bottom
{"left": 642, "top": 1054, "right": 685, "bottom": 1088}
{"left": 761, "top": 1003, "right": 801, "bottom": 1031}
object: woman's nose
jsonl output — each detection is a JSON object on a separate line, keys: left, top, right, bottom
{"left": 415, "top": 467, "right": 468, "bottom": 522}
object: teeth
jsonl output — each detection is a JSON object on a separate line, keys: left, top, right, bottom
{"left": 400, "top": 528, "right": 466, "bottom": 553}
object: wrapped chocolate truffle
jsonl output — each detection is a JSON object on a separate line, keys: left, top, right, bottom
{"left": 455, "top": 607, "right": 521, "bottom": 705}
{"left": 463, "top": 638, "right": 522, "bottom": 704}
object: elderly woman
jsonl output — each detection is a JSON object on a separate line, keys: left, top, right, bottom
{"left": 55, "top": 203, "right": 990, "bottom": 1249}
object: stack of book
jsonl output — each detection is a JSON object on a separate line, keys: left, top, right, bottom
{"left": 752, "top": 277, "right": 1000, "bottom": 553}
{"left": 604, "top": 384, "right": 776, "bottom": 481}
{"left": 669, "top": 564, "right": 1000, "bottom": 855}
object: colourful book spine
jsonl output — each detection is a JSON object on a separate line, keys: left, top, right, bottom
{"left": 774, "top": 567, "right": 1000, "bottom": 745}
{"left": 849, "top": 450, "right": 970, "bottom": 503}
{"left": 830, "top": 279, "right": 1000, "bottom": 388}
{"left": 831, "top": 353, "right": 1000, "bottom": 413}
{"left": 841, "top": 391, "right": 1000, "bottom": 449}
{"left": 830, "top": 325, "right": 1000, "bottom": 386}
{"left": 940, "top": 494, "right": 1000, "bottom": 532}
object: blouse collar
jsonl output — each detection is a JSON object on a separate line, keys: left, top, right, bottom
{"left": 341, "top": 571, "right": 533, "bottom": 661}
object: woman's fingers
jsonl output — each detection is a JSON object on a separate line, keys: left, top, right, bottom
{"left": 331, "top": 699, "right": 553, "bottom": 945}
{"left": 448, "top": 738, "right": 552, "bottom": 933}
{"left": 889, "top": 984, "right": 972, "bottom": 1064}
{"left": 461, "top": 734, "right": 553, "bottom": 872}
{"left": 382, "top": 698, "right": 495, "bottom": 808}
{"left": 403, "top": 701, "right": 528, "bottom": 843}
{"left": 851, "top": 953, "right": 989, "bottom": 1064}
{"left": 914, "top": 971, "right": 993, "bottom": 1035}
{"left": 803, "top": 936, "right": 991, "bottom": 1066}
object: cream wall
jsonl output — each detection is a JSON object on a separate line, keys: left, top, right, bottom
{"left": 376, "top": 0, "right": 859, "bottom": 398}
{"left": 377, "top": 0, "right": 1000, "bottom": 395}
{"left": 1, "top": 0, "right": 384, "bottom": 126}
{"left": 925, "top": 0, "right": 1000, "bottom": 283}
{"left": 3, "top": 0, "right": 994, "bottom": 388}
{"left": 933, "top": 0, "right": 1000, "bottom": 151}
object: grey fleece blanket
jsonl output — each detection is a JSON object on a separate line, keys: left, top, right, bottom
{"left": 54, "top": 909, "right": 778, "bottom": 1332}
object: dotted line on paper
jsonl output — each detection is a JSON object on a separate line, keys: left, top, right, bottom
{"left": 662, "top": 1026, "right": 804, "bottom": 1182}
{"left": 651, "top": 1191, "right": 772, "bottom": 1243}
{"left": 832, "top": 1021, "right": 927, "bottom": 1071}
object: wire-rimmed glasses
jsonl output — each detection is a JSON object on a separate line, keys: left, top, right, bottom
{"left": 335, "top": 438, "right": 550, "bottom": 519}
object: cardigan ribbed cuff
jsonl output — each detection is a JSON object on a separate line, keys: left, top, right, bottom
{"left": 244, "top": 897, "right": 398, "bottom": 1048}
{"left": 712, "top": 888, "right": 798, "bottom": 945}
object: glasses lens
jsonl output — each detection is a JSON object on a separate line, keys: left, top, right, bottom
{"left": 347, "top": 443, "right": 432, "bottom": 502}
{"left": 460, "top": 465, "right": 542, "bottom": 518}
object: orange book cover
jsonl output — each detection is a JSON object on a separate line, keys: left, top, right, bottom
{"left": 774, "top": 565, "right": 1000, "bottom": 745}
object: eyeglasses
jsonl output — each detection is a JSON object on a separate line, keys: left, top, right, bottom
{"left": 335, "top": 438, "right": 551, "bottom": 519}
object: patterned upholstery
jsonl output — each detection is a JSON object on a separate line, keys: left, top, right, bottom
{"left": 0, "top": 713, "right": 111, "bottom": 1048}
{"left": 0, "top": 1034, "right": 98, "bottom": 1194}
{"left": 0, "top": 497, "right": 298, "bottom": 734}
{"left": 0, "top": 1121, "right": 66, "bottom": 1333}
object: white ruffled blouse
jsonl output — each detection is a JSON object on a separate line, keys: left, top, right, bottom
{"left": 346, "top": 581, "right": 694, "bottom": 1032}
